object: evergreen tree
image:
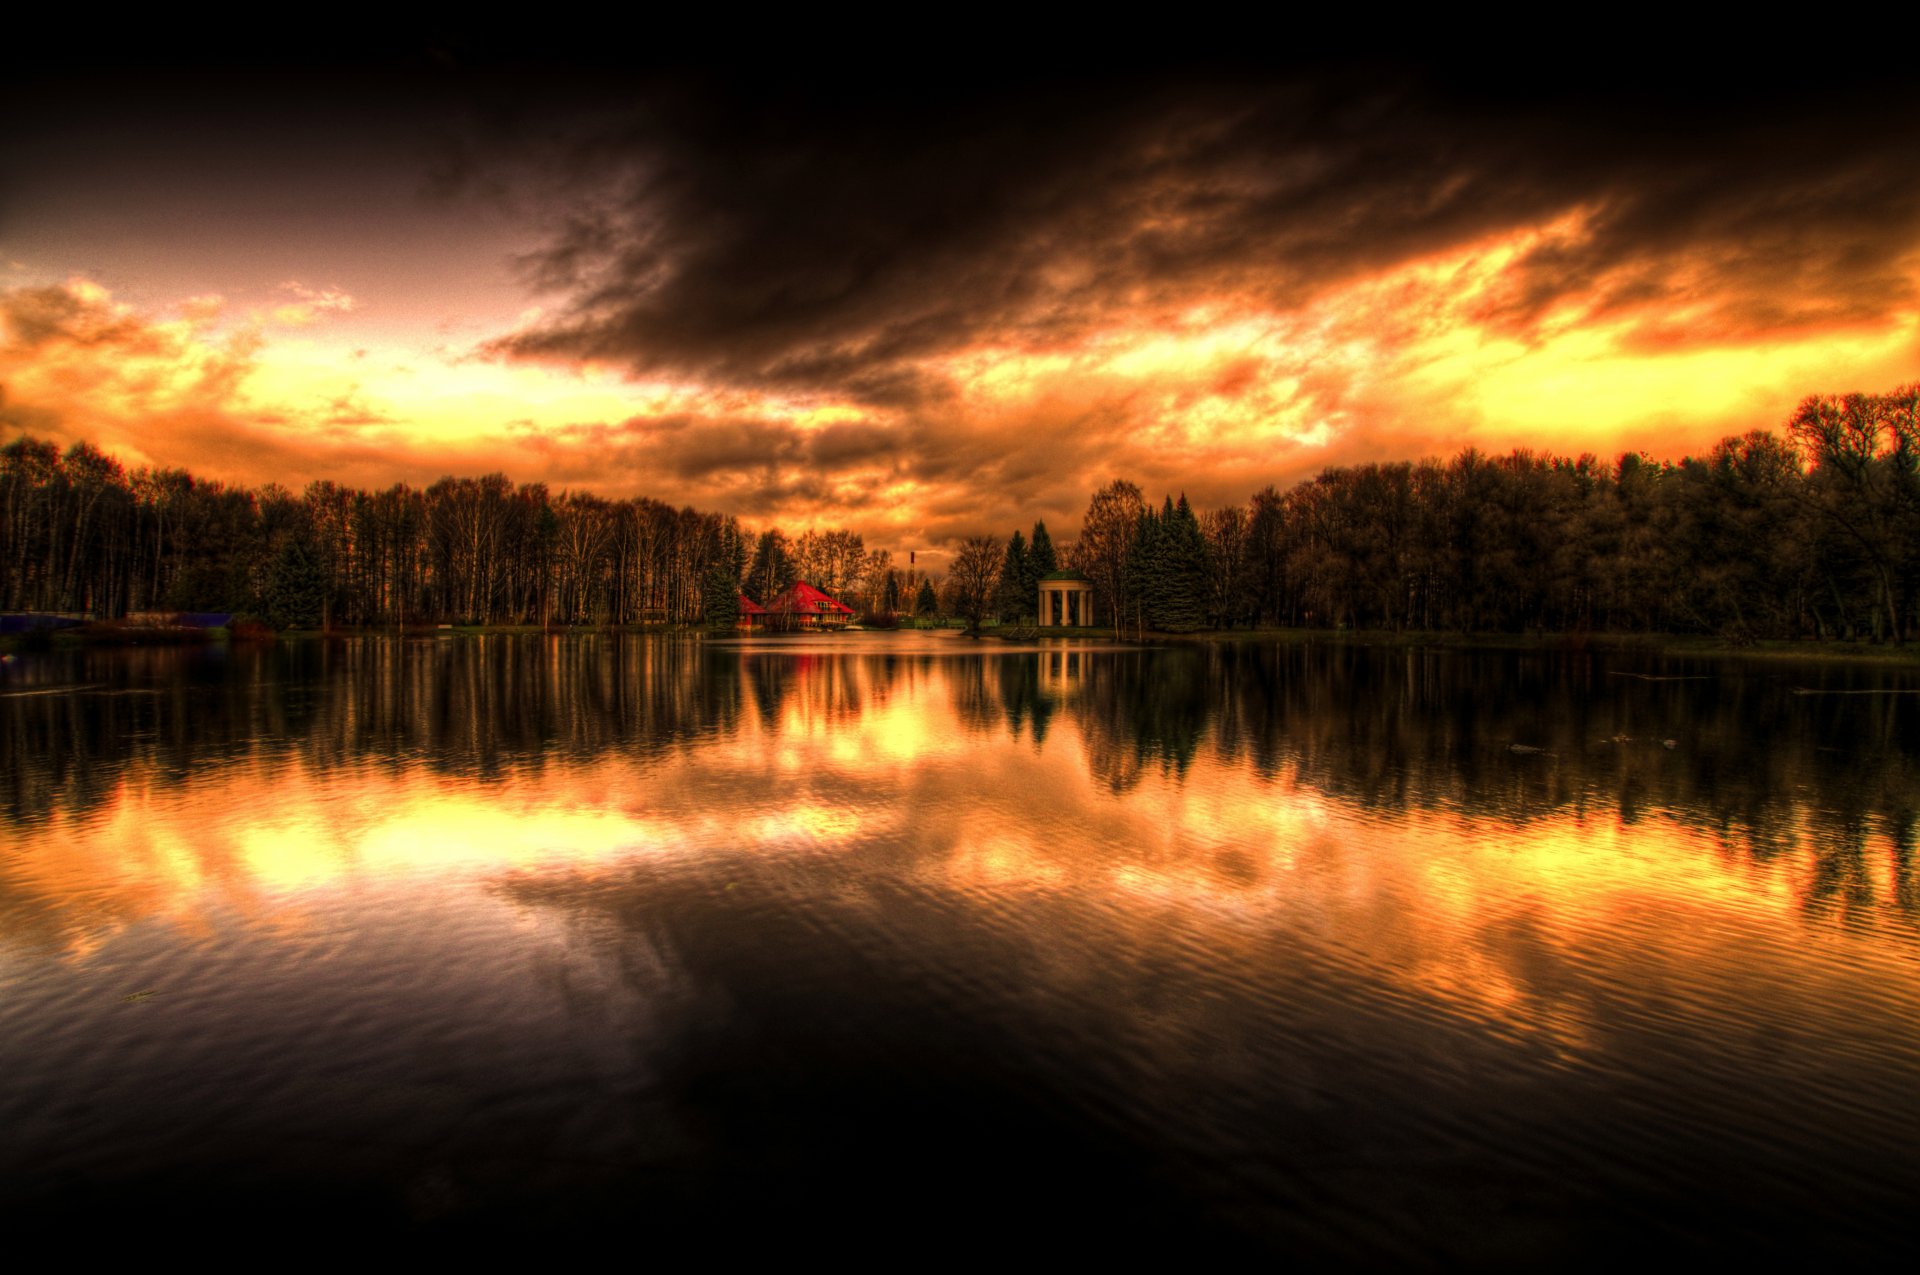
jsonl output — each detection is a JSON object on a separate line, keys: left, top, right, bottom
{"left": 1158, "top": 494, "right": 1210, "bottom": 631}
{"left": 1124, "top": 502, "right": 1164, "bottom": 632}
{"left": 264, "top": 535, "right": 327, "bottom": 630}
{"left": 1125, "top": 496, "right": 1209, "bottom": 631}
{"left": 993, "top": 529, "right": 1031, "bottom": 621}
{"left": 1029, "top": 521, "right": 1059, "bottom": 579}
{"left": 914, "top": 578, "right": 938, "bottom": 617}
{"left": 703, "top": 565, "right": 740, "bottom": 630}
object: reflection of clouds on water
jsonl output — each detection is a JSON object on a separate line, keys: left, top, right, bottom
{"left": 2, "top": 636, "right": 1919, "bottom": 984}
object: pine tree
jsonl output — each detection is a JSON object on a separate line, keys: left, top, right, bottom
{"left": 1022, "top": 521, "right": 1050, "bottom": 610}
{"left": 1125, "top": 502, "right": 1164, "bottom": 632}
{"left": 1125, "top": 496, "right": 1209, "bottom": 631}
{"left": 914, "top": 578, "right": 938, "bottom": 617}
{"left": 264, "top": 535, "right": 327, "bottom": 630}
{"left": 1158, "top": 494, "right": 1210, "bottom": 631}
{"left": 1029, "top": 521, "right": 1059, "bottom": 579}
{"left": 993, "top": 530, "right": 1031, "bottom": 621}
{"left": 703, "top": 566, "right": 740, "bottom": 630}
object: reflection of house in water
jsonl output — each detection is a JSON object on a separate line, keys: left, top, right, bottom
{"left": 766, "top": 582, "right": 855, "bottom": 630}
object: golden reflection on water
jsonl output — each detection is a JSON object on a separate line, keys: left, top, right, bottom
{"left": 6, "top": 635, "right": 1916, "bottom": 1062}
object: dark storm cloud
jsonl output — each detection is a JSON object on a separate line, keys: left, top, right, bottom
{"left": 477, "top": 62, "right": 1920, "bottom": 400}
{"left": 508, "top": 392, "right": 1127, "bottom": 526}
{"left": 608, "top": 415, "right": 905, "bottom": 484}
{"left": 14, "top": 50, "right": 1917, "bottom": 393}
{"left": 1479, "top": 108, "right": 1920, "bottom": 345}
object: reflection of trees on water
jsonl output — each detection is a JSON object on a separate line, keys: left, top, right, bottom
{"left": 953, "top": 642, "right": 1920, "bottom": 930}
{"left": 0, "top": 637, "right": 749, "bottom": 825}
{"left": 1797, "top": 807, "right": 1920, "bottom": 931}
{"left": 320, "top": 636, "right": 749, "bottom": 775}
{"left": 943, "top": 649, "right": 1209, "bottom": 786}
{"left": 1052, "top": 643, "right": 1920, "bottom": 929}
{"left": 5, "top": 636, "right": 1918, "bottom": 928}
{"left": 1074, "top": 651, "right": 1210, "bottom": 792}
{"left": 995, "top": 653, "right": 1057, "bottom": 748}
{"left": 0, "top": 639, "right": 966, "bottom": 829}
{"left": 739, "top": 651, "right": 888, "bottom": 730}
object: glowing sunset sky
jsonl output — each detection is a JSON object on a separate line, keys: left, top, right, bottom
{"left": 4, "top": 49, "right": 1919, "bottom": 549}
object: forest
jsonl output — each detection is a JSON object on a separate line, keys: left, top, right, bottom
{"left": 0, "top": 450, "right": 913, "bottom": 632}
{"left": 2, "top": 384, "right": 1917, "bottom": 642}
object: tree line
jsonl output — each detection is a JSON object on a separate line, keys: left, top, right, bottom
{"left": 930, "top": 385, "right": 1919, "bottom": 643}
{"left": 0, "top": 443, "right": 923, "bottom": 630}
{"left": 6, "top": 383, "right": 1918, "bottom": 640}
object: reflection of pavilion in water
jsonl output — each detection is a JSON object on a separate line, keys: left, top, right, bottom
{"left": 1037, "top": 648, "right": 1088, "bottom": 695}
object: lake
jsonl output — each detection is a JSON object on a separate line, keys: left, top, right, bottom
{"left": 3, "top": 632, "right": 1919, "bottom": 1260}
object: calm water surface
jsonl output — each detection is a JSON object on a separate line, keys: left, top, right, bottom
{"left": 3, "top": 633, "right": 1919, "bottom": 1260}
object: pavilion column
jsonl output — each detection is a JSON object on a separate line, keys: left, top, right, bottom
{"left": 1039, "top": 586, "right": 1050, "bottom": 626}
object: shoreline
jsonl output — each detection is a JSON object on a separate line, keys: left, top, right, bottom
{"left": 1159, "top": 628, "right": 1920, "bottom": 666}
{"left": 7, "top": 622, "right": 1918, "bottom": 666}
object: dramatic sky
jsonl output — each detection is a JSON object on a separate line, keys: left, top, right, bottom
{"left": 5, "top": 47, "right": 1919, "bottom": 552}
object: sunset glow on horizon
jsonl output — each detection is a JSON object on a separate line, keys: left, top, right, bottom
{"left": 7, "top": 56, "right": 1919, "bottom": 551}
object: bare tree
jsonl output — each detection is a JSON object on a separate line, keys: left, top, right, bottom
{"left": 944, "top": 535, "right": 1002, "bottom": 634}
{"left": 1072, "top": 478, "right": 1144, "bottom": 623}
{"left": 1200, "top": 504, "right": 1250, "bottom": 627}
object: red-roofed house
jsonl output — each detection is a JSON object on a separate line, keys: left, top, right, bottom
{"left": 737, "top": 594, "right": 769, "bottom": 630}
{"left": 767, "top": 581, "right": 856, "bottom": 630}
